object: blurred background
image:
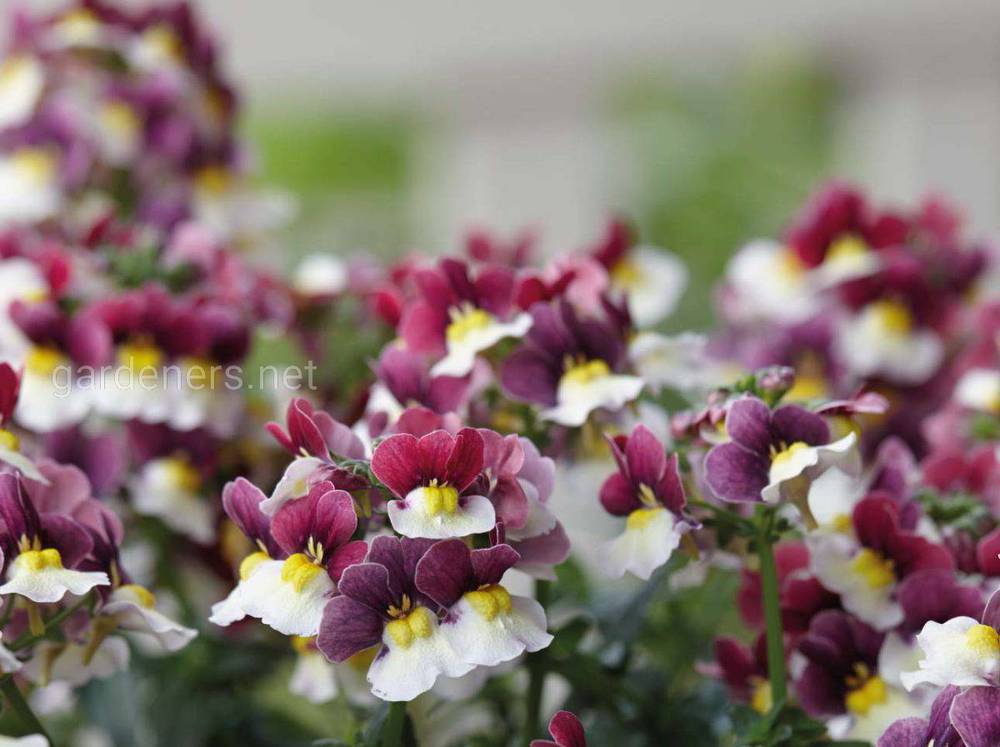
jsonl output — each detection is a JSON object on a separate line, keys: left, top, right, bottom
{"left": 23, "top": 0, "right": 1000, "bottom": 328}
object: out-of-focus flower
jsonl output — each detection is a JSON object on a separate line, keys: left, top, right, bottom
{"left": 530, "top": 710, "right": 587, "bottom": 747}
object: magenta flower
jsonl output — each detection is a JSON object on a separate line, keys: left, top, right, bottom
{"left": 398, "top": 258, "right": 532, "bottom": 377}
{"left": 370, "top": 428, "right": 495, "bottom": 539}
{"left": 598, "top": 425, "right": 695, "bottom": 579}
{"left": 318, "top": 535, "right": 473, "bottom": 701}
{"left": 704, "top": 395, "right": 858, "bottom": 505}
{"left": 711, "top": 634, "right": 772, "bottom": 713}
{"left": 367, "top": 346, "right": 471, "bottom": 427}
{"left": 530, "top": 710, "right": 587, "bottom": 747}
{"left": 500, "top": 299, "right": 643, "bottom": 426}
{"left": 877, "top": 685, "right": 962, "bottom": 747}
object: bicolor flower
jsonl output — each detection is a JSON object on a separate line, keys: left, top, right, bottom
{"left": 0, "top": 55, "right": 44, "bottom": 130}
{"left": 954, "top": 367, "right": 1000, "bottom": 415}
{"left": 370, "top": 428, "right": 495, "bottom": 539}
{"left": 96, "top": 584, "right": 196, "bottom": 654}
{"left": 128, "top": 456, "right": 214, "bottom": 544}
{"left": 876, "top": 685, "right": 962, "bottom": 747}
{"left": 366, "top": 346, "right": 471, "bottom": 429}
{"left": 501, "top": 300, "right": 643, "bottom": 427}
{"left": 719, "top": 240, "right": 818, "bottom": 324}
{"left": 287, "top": 635, "right": 377, "bottom": 705}
{"left": 629, "top": 332, "right": 733, "bottom": 396}
{"left": 836, "top": 299, "right": 944, "bottom": 386}
{"left": 399, "top": 258, "right": 532, "bottom": 378}
{"left": 415, "top": 539, "right": 552, "bottom": 667}
{"left": 797, "top": 610, "right": 923, "bottom": 743}
{"left": 0, "top": 363, "right": 46, "bottom": 483}
{"left": 598, "top": 425, "right": 696, "bottom": 580}
{"left": 900, "top": 587, "right": 1000, "bottom": 691}
{"left": 227, "top": 481, "right": 366, "bottom": 637}
{"left": 0, "top": 147, "right": 61, "bottom": 226}
{"left": 711, "top": 635, "right": 773, "bottom": 714}
{"left": 530, "top": 710, "right": 587, "bottom": 747}
{"left": 809, "top": 495, "right": 953, "bottom": 631}
{"left": 318, "top": 535, "right": 474, "bottom": 701}
{"left": 704, "top": 395, "right": 859, "bottom": 506}
{"left": 0, "top": 256, "right": 48, "bottom": 356}
{"left": 0, "top": 473, "right": 108, "bottom": 609}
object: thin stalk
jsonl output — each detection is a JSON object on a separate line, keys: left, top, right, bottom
{"left": 523, "top": 579, "right": 550, "bottom": 746}
{"left": 0, "top": 675, "right": 51, "bottom": 742}
{"left": 756, "top": 513, "right": 787, "bottom": 706}
{"left": 10, "top": 591, "right": 94, "bottom": 651}
{"left": 382, "top": 700, "right": 406, "bottom": 747}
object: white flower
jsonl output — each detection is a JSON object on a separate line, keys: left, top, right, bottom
{"left": 129, "top": 458, "right": 214, "bottom": 545}
{"left": 0, "top": 148, "right": 61, "bottom": 227}
{"left": 0, "top": 55, "right": 44, "bottom": 133}
{"left": 235, "top": 554, "right": 333, "bottom": 637}
{"left": 0, "top": 257, "right": 48, "bottom": 357}
{"left": 92, "top": 343, "right": 171, "bottom": 423}
{"left": 837, "top": 301, "right": 944, "bottom": 385}
{"left": 609, "top": 246, "right": 688, "bottom": 328}
{"left": 806, "top": 466, "right": 868, "bottom": 531}
{"left": 724, "top": 240, "right": 817, "bottom": 323}
{"left": 629, "top": 332, "right": 733, "bottom": 395}
{"left": 0, "top": 735, "right": 49, "bottom": 747}
{"left": 540, "top": 360, "right": 643, "bottom": 427}
{"left": 21, "top": 638, "right": 128, "bottom": 688}
{"left": 387, "top": 485, "right": 496, "bottom": 540}
{"left": 431, "top": 308, "right": 532, "bottom": 378}
{"left": 0, "top": 632, "right": 21, "bottom": 674}
{"left": 955, "top": 368, "right": 1000, "bottom": 414}
{"left": 209, "top": 551, "right": 271, "bottom": 627}
{"left": 605, "top": 507, "right": 686, "bottom": 580}
{"left": 293, "top": 254, "right": 347, "bottom": 296}
{"left": 14, "top": 347, "right": 90, "bottom": 433}
{"left": 99, "top": 584, "right": 197, "bottom": 653}
{"left": 809, "top": 533, "right": 902, "bottom": 631}
{"left": 439, "top": 587, "right": 551, "bottom": 667}
{"left": 901, "top": 617, "right": 1000, "bottom": 690}
{"left": 763, "top": 432, "right": 860, "bottom": 504}
{"left": 0, "top": 548, "right": 108, "bottom": 604}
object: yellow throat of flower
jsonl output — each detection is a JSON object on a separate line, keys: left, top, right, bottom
{"left": 464, "top": 584, "right": 513, "bottom": 621}
{"left": 385, "top": 605, "right": 435, "bottom": 649}
{"left": 626, "top": 506, "right": 664, "bottom": 531}
{"left": 100, "top": 101, "right": 140, "bottom": 140}
{"left": 239, "top": 550, "right": 270, "bottom": 581}
{"left": 25, "top": 345, "right": 67, "bottom": 377}
{"left": 0, "top": 428, "right": 20, "bottom": 452}
{"left": 826, "top": 234, "right": 869, "bottom": 265}
{"left": 868, "top": 299, "right": 913, "bottom": 337}
{"left": 0, "top": 56, "right": 32, "bottom": 86}
{"left": 769, "top": 441, "right": 810, "bottom": 477}
{"left": 195, "top": 166, "right": 231, "bottom": 196}
{"left": 280, "top": 553, "right": 324, "bottom": 593}
{"left": 119, "top": 583, "right": 156, "bottom": 609}
{"left": 850, "top": 549, "right": 895, "bottom": 589}
{"left": 845, "top": 672, "right": 888, "bottom": 716}
{"left": 161, "top": 457, "right": 202, "bottom": 492}
{"left": 966, "top": 624, "right": 1000, "bottom": 658}
{"left": 446, "top": 306, "right": 493, "bottom": 345}
{"left": 611, "top": 259, "right": 642, "bottom": 289}
{"left": 18, "top": 547, "right": 63, "bottom": 572}
{"left": 561, "top": 357, "right": 611, "bottom": 388}
{"left": 423, "top": 481, "right": 459, "bottom": 516}
{"left": 117, "top": 341, "right": 164, "bottom": 373}
{"left": 12, "top": 148, "right": 56, "bottom": 185}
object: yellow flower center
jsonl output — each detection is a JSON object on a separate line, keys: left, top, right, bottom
{"left": 831, "top": 513, "right": 853, "bottom": 533}
{"left": 770, "top": 441, "right": 809, "bottom": 472}
{"left": 25, "top": 346, "right": 67, "bottom": 377}
{"left": 195, "top": 166, "right": 231, "bottom": 195}
{"left": 18, "top": 548, "right": 63, "bottom": 572}
{"left": 784, "top": 374, "right": 828, "bottom": 403}
{"left": 143, "top": 24, "right": 184, "bottom": 63}
{"left": 561, "top": 358, "right": 611, "bottom": 387}
{"left": 869, "top": 300, "right": 913, "bottom": 337}
{"left": 100, "top": 102, "right": 140, "bottom": 139}
{"left": 966, "top": 624, "right": 1000, "bottom": 657}
{"left": 778, "top": 248, "right": 806, "bottom": 281}
{"left": 850, "top": 549, "right": 895, "bottom": 589}
{"left": 12, "top": 148, "right": 56, "bottom": 185}
{"left": 238, "top": 551, "right": 270, "bottom": 581}
{"left": 117, "top": 341, "right": 164, "bottom": 373}
{"left": 445, "top": 306, "right": 494, "bottom": 345}
{"left": 626, "top": 507, "right": 663, "bottom": 531}
{"left": 826, "top": 234, "right": 869, "bottom": 265}
{"left": 0, "top": 429, "right": 19, "bottom": 451}
{"left": 347, "top": 646, "right": 378, "bottom": 672}
{"left": 291, "top": 636, "right": 315, "bottom": 655}
{"left": 280, "top": 553, "right": 324, "bottom": 593}
{"left": 750, "top": 677, "right": 772, "bottom": 715}
{"left": 464, "top": 584, "right": 513, "bottom": 621}
{"left": 423, "top": 482, "right": 459, "bottom": 516}
{"left": 611, "top": 259, "right": 642, "bottom": 289}
{"left": 0, "top": 56, "right": 32, "bottom": 86}
{"left": 56, "top": 8, "right": 100, "bottom": 40}
{"left": 119, "top": 583, "right": 156, "bottom": 608}
{"left": 845, "top": 674, "right": 888, "bottom": 716}
{"left": 161, "top": 457, "right": 201, "bottom": 492}
{"left": 181, "top": 357, "right": 221, "bottom": 389}
{"left": 385, "top": 606, "right": 435, "bottom": 649}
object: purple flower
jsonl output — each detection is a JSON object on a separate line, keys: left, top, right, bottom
{"left": 530, "top": 710, "right": 587, "bottom": 747}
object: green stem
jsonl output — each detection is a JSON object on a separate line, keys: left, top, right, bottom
{"left": 756, "top": 513, "right": 787, "bottom": 706}
{"left": 10, "top": 591, "right": 94, "bottom": 651}
{"left": 382, "top": 701, "right": 406, "bottom": 747}
{"left": 0, "top": 675, "right": 51, "bottom": 742}
{"left": 524, "top": 579, "right": 550, "bottom": 746}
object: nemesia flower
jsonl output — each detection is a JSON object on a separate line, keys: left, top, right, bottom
{"left": 711, "top": 635, "right": 773, "bottom": 714}
{"left": 223, "top": 480, "right": 365, "bottom": 637}
{"left": 719, "top": 239, "right": 818, "bottom": 324}
{"left": 530, "top": 710, "right": 587, "bottom": 747}
{"left": 501, "top": 299, "right": 643, "bottom": 427}
{"left": 318, "top": 535, "right": 474, "bottom": 701}
{"left": 901, "top": 587, "right": 1000, "bottom": 690}
{"left": 399, "top": 258, "right": 532, "bottom": 378}
{"left": 128, "top": 455, "right": 214, "bottom": 544}
{"left": 598, "top": 425, "right": 696, "bottom": 579}
{"left": 876, "top": 685, "right": 961, "bottom": 747}
{"left": 365, "top": 346, "right": 471, "bottom": 429}
{"left": 629, "top": 331, "right": 734, "bottom": 396}
{"left": 0, "top": 256, "right": 48, "bottom": 356}
{"left": 0, "top": 735, "right": 48, "bottom": 747}
{"left": 293, "top": 254, "right": 347, "bottom": 297}
{"left": 809, "top": 495, "right": 953, "bottom": 631}
{"left": 0, "top": 362, "right": 46, "bottom": 483}
{"left": 286, "top": 636, "right": 377, "bottom": 705}
{"left": 954, "top": 367, "right": 1000, "bottom": 415}
{"left": 0, "top": 473, "right": 107, "bottom": 608}
{"left": 0, "top": 54, "right": 44, "bottom": 130}
{"left": 415, "top": 539, "right": 552, "bottom": 666}
{"left": 704, "top": 395, "right": 859, "bottom": 506}
{"left": 370, "top": 428, "right": 495, "bottom": 539}
{"left": 0, "top": 146, "right": 61, "bottom": 226}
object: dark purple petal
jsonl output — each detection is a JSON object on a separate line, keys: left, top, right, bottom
{"left": 443, "top": 428, "right": 485, "bottom": 491}
{"left": 364, "top": 536, "right": 408, "bottom": 600}
{"left": 876, "top": 718, "right": 929, "bottom": 747}
{"left": 425, "top": 373, "right": 470, "bottom": 414}
{"left": 983, "top": 587, "right": 1000, "bottom": 630}
{"left": 0, "top": 473, "right": 33, "bottom": 544}
{"left": 313, "top": 411, "right": 365, "bottom": 460}
{"left": 625, "top": 425, "right": 666, "bottom": 489}
{"left": 795, "top": 661, "right": 846, "bottom": 716}
{"left": 927, "top": 686, "right": 962, "bottom": 747}
{"left": 414, "top": 538, "right": 474, "bottom": 609}
{"left": 898, "top": 569, "right": 984, "bottom": 634}
{"left": 370, "top": 433, "right": 422, "bottom": 498}
{"left": 852, "top": 495, "right": 899, "bottom": 555}
{"left": 500, "top": 348, "right": 559, "bottom": 407}
{"left": 772, "top": 404, "right": 830, "bottom": 446}
{"left": 288, "top": 398, "right": 329, "bottom": 459}
{"left": 512, "top": 523, "right": 571, "bottom": 568}
{"left": 656, "top": 454, "right": 686, "bottom": 514}
{"left": 317, "top": 595, "right": 384, "bottom": 662}
{"left": 951, "top": 686, "right": 1000, "bottom": 747}
{"left": 418, "top": 430, "right": 455, "bottom": 483}
{"left": 471, "top": 543, "right": 520, "bottom": 586}
{"left": 336, "top": 562, "right": 396, "bottom": 613}
{"left": 490, "top": 476, "right": 531, "bottom": 529}
{"left": 222, "top": 478, "right": 277, "bottom": 554}
{"left": 39, "top": 514, "right": 93, "bottom": 569}
{"left": 725, "top": 396, "right": 773, "bottom": 453}
{"left": 704, "top": 443, "right": 768, "bottom": 503}
{"left": 599, "top": 473, "right": 639, "bottom": 516}
{"left": 547, "top": 710, "right": 587, "bottom": 747}
{"left": 473, "top": 265, "right": 516, "bottom": 316}
{"left": 327, "top": 540, "right": 368, "bottom": 583}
